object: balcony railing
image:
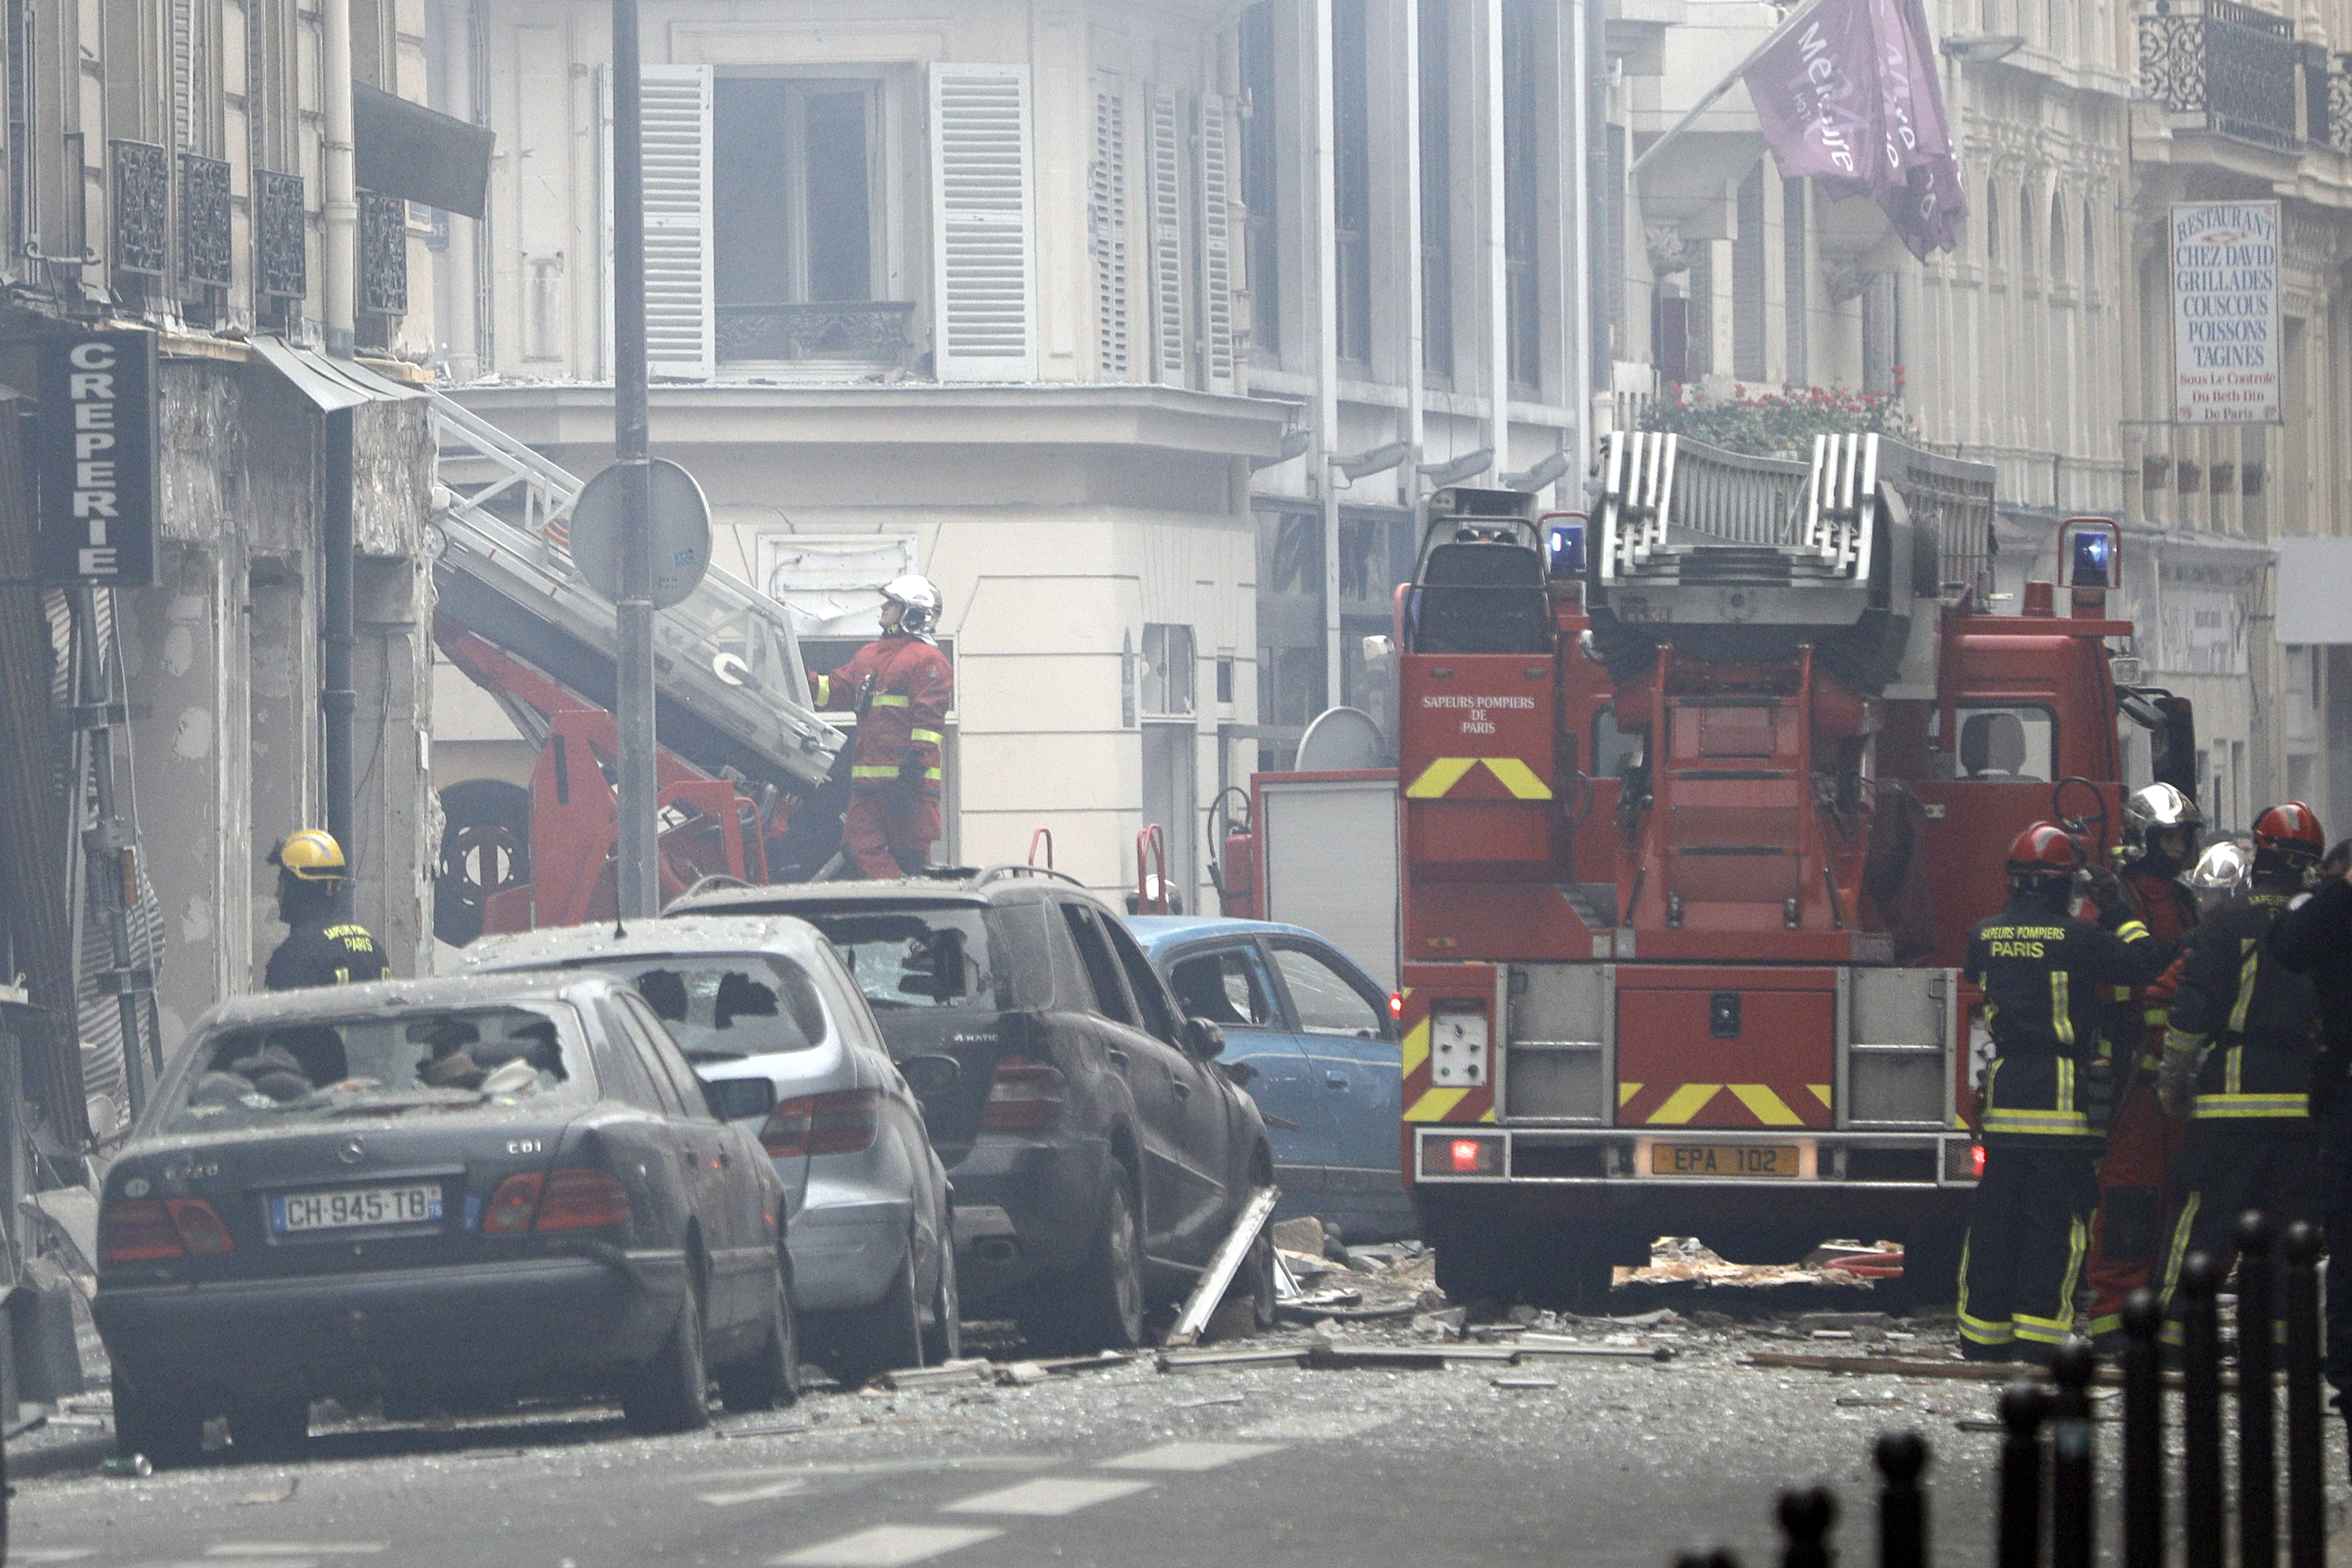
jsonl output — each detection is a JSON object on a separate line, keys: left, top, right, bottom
{"left": 256, "top": 171, "right": 306, "bottom": 300}
{"left": 179, "top": 152, "right": 231, "bottom": 289}
{"left": 2140, "top": 0, "right": 2302, "bottom": 151}
{"left": 109, "top": 139, "right": 167, "bottom": 277}
{"left": 359, "top": 190, "right": 407, "bottom": 317}
{"left": 2331, "top": 52, "right": 2352, "bottom": 153}
{"left": 715, "top": 301, "right": 913, "bottom": 370}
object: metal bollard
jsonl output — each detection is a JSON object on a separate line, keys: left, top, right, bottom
{"left": 2282, "top": 1221, "right": 2325, "bottom": 1568}
{"left": 2121, "top": 1288, "right": 2167, "bottom": 1568}
{"left": 1873, "top": 1430, "right": 1928, "bottom": 1568}
{"left": 2181, "top": 1250, "right": 2226, "bottom": 1568}
{"left": 1997, "top": 1381, "right": 2051, "bottom": 1568}
{"left": 2048, "top": 1339, "right": 2097, "bottom": 1568}
{"left": 2237, "top": 1212, "right": 2278, "bottom": 1568}
{"left": 1775, "top": 1486, "right": 1836, "bottom": 1568}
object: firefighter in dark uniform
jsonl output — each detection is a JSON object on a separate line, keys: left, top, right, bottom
{"left": 263, "top": 829, "right": 389, "bottom": 991}
{"left": 2083, "top": 783, "right": 2206, "bottom": 1344}
{"left": 2269, "top": 834, "right": 2352, "bottom": 1464}
{"left": 2155, "top": 801, "right": 2328, "bottom": 1333}
{"left": 809, "top": 575, "right": 953, "bottom": 879}
{"left": 1958, "top": 822, "right": 2161, "bottom": 1363}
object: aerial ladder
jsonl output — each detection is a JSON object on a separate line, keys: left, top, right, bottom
{"left": 426, "top": 394, "right": 844, "bottom": 940}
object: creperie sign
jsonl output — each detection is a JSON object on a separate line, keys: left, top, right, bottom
{"left": 38, "top": 328, "right": 159, "bottom": 586}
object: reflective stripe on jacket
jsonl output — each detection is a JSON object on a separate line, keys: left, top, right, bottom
{"left": 810, "top": 632, "right": 953, "bottom": 795}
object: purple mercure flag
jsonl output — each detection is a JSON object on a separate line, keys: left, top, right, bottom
{"left": 1742, "top": 0, "right": 1967, "bottom": 259}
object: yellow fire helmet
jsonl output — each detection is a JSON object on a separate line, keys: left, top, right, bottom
{"left": 268, "top": 828, "right": 348, "bottom": 882}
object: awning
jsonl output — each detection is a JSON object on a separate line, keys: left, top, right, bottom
{"left": 354, "top": 83, "right": 494, "bottom": 220}
{"left": 250, "top": 337, "right": 428, "bottom": 412}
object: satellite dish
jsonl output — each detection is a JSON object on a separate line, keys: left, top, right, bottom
{"left": 1295, "top": 706, "right": 1387, "bottom": 771}
{"left": 568, "top": 458, "right": 713, "bottom": 609}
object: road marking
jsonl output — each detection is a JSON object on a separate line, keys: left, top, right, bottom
{"left": 11, "top": 1553, "right": 96, "bottom": 1564}
{"left": 1097, "top": 1441, "right": 1285, "bottom": 1472}
{"left": 1236, "top": 1412, "right": 1399, "bottom": 1440}
{"left": 772, "top": 1525, "right": 1002, "bottom": 1568}
{"left": 205, "top": 1550, "right": 386, "bottom": 1558}
{"left": 692, "top": 1455, "right": 1056, "bottom": 1487}
{"left": 939, "top": 1477, "right": 1158, "bottom": 1516}
{"left": 699, "top": 1476, "right": 816, "bottom": 1506}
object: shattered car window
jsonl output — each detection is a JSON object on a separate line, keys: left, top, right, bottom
{"left": 815, "top": 909, "right": 995, "bottom": 1011}
{"left": 602, "top": 955, "right": 829, "bottom": 1061}
{"left": 155, "top": 1005, "right": 591, "bottom": 1133}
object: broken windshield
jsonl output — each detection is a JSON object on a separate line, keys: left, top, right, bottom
{"left": 153, "top": 1005, "right": 593, "bottom": 1135}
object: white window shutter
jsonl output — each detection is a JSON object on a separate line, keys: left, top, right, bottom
{"left": 1195, "top": 93, "right": 1235, "bottom": 394}
{"left": 1145, "top": 83, "right": 1186, "bottom": 384}
{"left": 639, "top": 65, "right": 716, "bottom": 380}
{"left": 1091, "top": 74, "right": 1133, "bottom": 381}
{"left": 930, "top": 63, "right": 1037, "bottom": 382}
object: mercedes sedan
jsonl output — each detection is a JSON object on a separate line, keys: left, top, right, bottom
{"left": 92, "top": 971, "right": 797, "bottom": 1466}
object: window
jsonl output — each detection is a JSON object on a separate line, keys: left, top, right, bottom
{"left": 1169, "top": 947, "right": 1279, "bottom": 1028}
{"left": 1059, "top": 904, "right": 1137, "bottom": 1025}
{"left": 1501, "top": 0, "right": 1542, "bottom": 390}
{"left": 618, "top": 992, "right": 716, "bottom": 1119}
{"left": 714, "top": 78, "right": 878, "bottom": 311}
{"left": 159, "top": 1005, "right": 587, "bottom": 1134}
{"left": 1143, "top": 624, "right": 1196, "bottom": 715}
{"left": 1733, "top": 163, "right": 1765, "bottom": 383}
{"left": 1333, "top": 0, "right": 1372, "bottom": 365}
{"left": 1270, "top": 945, "right": 1386, "bottom": 1038}
{"left": 811, "top": 908, "right": 999, "bottom": 1011}
{"left": 595, "top": 954, "right": 829, "bottom": 1061}
{"left": 588, "top": 1009, "right": 666, "bottom": 1113}
{"left": 1956, "top": 703, "right": 2058, "bottom": 782}
{"left": 1240, "top": 2, "right": 1280, "bottom": 358}
{"left": 1781, "top": 175, "right": 1808, "bottom": 386}
{"left": 1420, "top": 0, "right": 1453, "bottom": 382}
{"left": 1105, "top": 920, "right": 1182, "bottom": 1043}
{"left": 1592, "top": 706, "right": 1644, "bottom": 778}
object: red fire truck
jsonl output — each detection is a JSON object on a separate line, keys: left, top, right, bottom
{"left": 1313, "top": 432, "right": 2193, "bottom": 1307}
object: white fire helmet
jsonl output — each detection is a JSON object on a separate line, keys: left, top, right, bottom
{"left": 881, "top": 574, "right": 943, "bottom": 635}
{"left": 2184, "top": 839, "right": 2250, "bottom": 913}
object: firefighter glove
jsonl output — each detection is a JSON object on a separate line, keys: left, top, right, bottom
{"left": 2084, "top": 865, "right": 2135, "bottom": 926}
{"left": 2156, "top": 1036, "right": 2202, "bottom": 1119}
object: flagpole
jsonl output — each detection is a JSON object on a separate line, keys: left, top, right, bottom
{"left": 1628, "top": 0, "right": 1831, "bottom": 175}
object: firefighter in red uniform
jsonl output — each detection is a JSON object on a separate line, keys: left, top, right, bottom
{"left": 1958, "top": 823, "right": 2161, "bottom": 1363}
{"left": 811, "top": 575, "right": 952, "bottom": 878}
{"left": 2082, "top": 784, "right": 2205, "bottom": 1346}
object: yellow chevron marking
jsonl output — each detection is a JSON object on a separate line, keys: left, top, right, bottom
{"left": 1481, "top": 757, "right": 1553, "bottom": 801}
{"left": 1405, "top": 1087, "right": 1471, "bottom": 1122}
{"left": 1401, "top": 1017, "right": 1430, "bottom": 1076}
{"left": 1647, "top": 1084, "right": 1723, "bottom": 1125}
{"left": 1480, "top": 1102, "right": 1498, "bottom": 1123}
{"left": 1808, "top": 1084, "right": 1834, "bottom": 1109}
{"left": 1404, "top": 758, "right": 1479, "bottom": 799}
{"left": 1727, "top": 1084, "right": 1804, "bottom": 1126}
{"left": 1618, "top": 1082, "right": 1644, "bottom": 1107}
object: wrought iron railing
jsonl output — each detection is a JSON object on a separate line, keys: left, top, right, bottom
{"left": 2330, "top": 51, "right": 2352, "bottom": 152}
{"left": 178, "top": 152, "right": 230, "bottom": 288}
{"left": 2140, "top": 0, "right": 2303, "bottom": 151}
{"left": 255, "top": 170, "right": 305, "bottom": 300}
{"left": 714, "top": 301, "right": 913, "bottom": 367}
{"left": 108, "top": 138, "right": 166, "bottom": 276}
{"left": 358, "top": 190, "right": 406, "bottom": 316}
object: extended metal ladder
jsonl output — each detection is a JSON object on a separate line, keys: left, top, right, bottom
{"left": 428, "top": 392, "right": 840, "bottom": 794}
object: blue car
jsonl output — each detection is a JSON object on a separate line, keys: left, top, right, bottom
{"left": 1126, "top": 917, "right": 1414, "bottom": 1242}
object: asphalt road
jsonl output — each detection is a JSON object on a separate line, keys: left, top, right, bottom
{"left": 6, "top": 1317, "right": 2041, "bottom": 1568}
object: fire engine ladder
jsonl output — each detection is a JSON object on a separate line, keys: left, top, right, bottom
{"left": 427, "top": 392, "right": 841, "bottom": 794}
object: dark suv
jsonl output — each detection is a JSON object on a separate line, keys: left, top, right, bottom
{"left": 669, "top": 869, "right": 1274, "bottom": 1352}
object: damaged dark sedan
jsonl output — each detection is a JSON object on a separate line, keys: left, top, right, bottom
{"left": 92, "top": 971, "right": 797, "bottom": 1466}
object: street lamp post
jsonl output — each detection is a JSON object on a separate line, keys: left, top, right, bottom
{"left": 610, "top": 0, "right": 658, "bottom": 919}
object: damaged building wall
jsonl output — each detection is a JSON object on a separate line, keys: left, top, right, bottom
{"left": 123, "top": 356, "right": 436, "bottom": 1059}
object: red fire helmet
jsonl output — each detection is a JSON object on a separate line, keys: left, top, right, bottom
{"left": 2252, "top": 801, "right": 2326, "bottom": 858}
{"left": 2006, "top": 822, "right": 2084, "bottom": 875}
